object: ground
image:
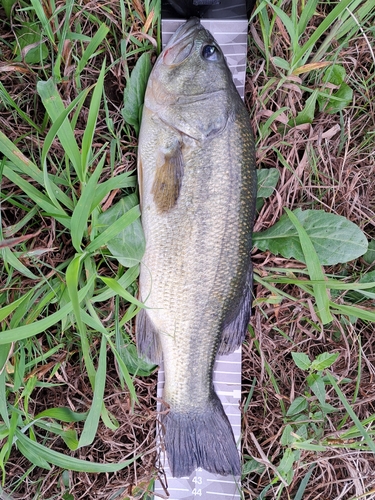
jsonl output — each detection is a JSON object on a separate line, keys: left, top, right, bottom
{"left": 0, "top": 1, "right": 375, "bottom": 499}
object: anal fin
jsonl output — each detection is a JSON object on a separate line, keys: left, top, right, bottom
{"left": 218, "top": 263, "right": 254, "bottom": 355}
{"left": 136, "top": 308, "right": 162, "bottom": 364}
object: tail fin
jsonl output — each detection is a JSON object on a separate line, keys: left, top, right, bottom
{"left": 162, "top": 392, "right": 240, "bottom": 478}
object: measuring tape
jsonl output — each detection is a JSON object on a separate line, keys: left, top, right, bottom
{"left": 154, "top": 2, "right": 249, "bottom": 498}
{"left": 154, "top": 349, "right": 242, "bottom": 499}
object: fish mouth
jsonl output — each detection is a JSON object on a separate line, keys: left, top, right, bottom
{"left": 162, "top": 17, "right": 203, "bottom": 66}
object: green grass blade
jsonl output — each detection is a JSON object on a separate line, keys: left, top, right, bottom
{"left": 0, "top": 82, "right": 42, "bottom": 132}
{"left": 285, "top": 208, "right": 332, "bottom": 324}
{"left": 0, "top": 276, "right": 95, "bottom": 344}
{"left": 297, "top": 0, "right": 319, "bottom": 37}
{"left": 326, "top": 372, "right": 375, "bottom": 455}
{"left": 293, "top": 0, "right": 354, "bottom": 68}
{"left": 1, "top": 247, "right": 39, "bottom": 280}
{"left": 35, "top": 407, "right": 88, "bottom": 422}
{"left": 37, "top": 79, "right": 83, "bottom": 181}
{"left": 91, "top": 172, "right": 136, "bottom": 211}
{"left": 264, "top": 0, "right": 296, "bottom": 50}
{"left": 0, "top": 135, "right": 72, "bottom": 214}
{"left": 329, "top": 303, "right": 375, "bottom": 323}
{"left": 0, "top": 131, "right": 44, "bottom": 184}
{"left": 0, "top": 291, "right": 33, "bottom": 322}
{"left": 53, "top": 0, "right": 75, "bottom": 78}
{"left": 92, "top": 265, "right": 139, "bottom": 303}
{"left": 34, "top": 420, "right": 79, "bottom": 451}
{"left": 14, "top": 429, "right": 137, "bottom": 472}
{"left": 65, "top": 254, "right": 96, "bottom": 384}
{"left": 99, "top": 276, "right": 145, "bottom": 309}
{"left": 107, "top": 338, "right": 138, "bottom": 407}
{"left": 78, "top": 335, "right": 107, "bottom": 448}
{"left": 3, "top": 166, "right": 69, "bottom": 225}
{"left": 76, "top": 24, "right": 110, "bottom": 76}
{"left": 81, "top": 60, "right": 106, "bottom": 178}
{"left": 0, "top": 370, "right": 10, "bottom": 428}
{"left": 30, "top": 0, "right": 55, "bottom": 44}
{"left": 71, "top": 154, "right": 106, "bottom": 251}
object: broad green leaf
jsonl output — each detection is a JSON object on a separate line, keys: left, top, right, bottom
{"left": 86, "top": 204, "right": 141, "bottom": 254}
{"left": 122, "top": 52, "right": 152, "bottom": 134}
{"left": 310, "top": 352, "right": 339, "bottom": 371}
{"left": 257, "top": 168, "right": 280, "bottom": 198}
{"left": 2, "top": 0, "right": 18, "bottom": 17}
{"left": 271, "top": 57, "right": 290, "bottom": 71}
{"left": 253, "top": 208, "right": 368, "bottom": 266}
{"left": 318, "top": 65, "right": 353, "bottom": 114}
{"left": 118, "top": 342, "right": 157, "bottom": 377}
{"left": 97, "top": 194, "right": 145, "bottom": 267}
{"left": 242, "top": 458, "right": 266, "bottom": 476}
{"left": 277, "top": 448, "right": 296, "bottom": 483}
{"left": 289, "top": 90, "right": 318, "bottom": 126}
{"left": 280, "top": 424, "right": 294, "bottom": 446}
{"left": 15, "top": 429, "right": 137, "bottom": 472}
{"left": 14, "top": 23, "right": 49, "bottom": 63}
{"left": 307, "top": 373, "right": 326, "bottom": 406}
{"left": 291, "top": 352, "right": 311, "bottom": 371}
{"left": 324, "top": 83, "right": 353, "bottom": 114}
{"left": 363, "top": 240, "right": 375, "bottom": 265}
{"left": 322, "top": 64, "right": 346, "bottom": 86}
{"left": 286, "top": 396, "right": 308, "bottom": 417}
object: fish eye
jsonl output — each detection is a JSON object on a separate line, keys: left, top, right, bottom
{"left": 202, "top": 44, "right": 220, "bottom": 61}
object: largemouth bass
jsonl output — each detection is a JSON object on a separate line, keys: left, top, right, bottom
{"left": 136, "top": 17, "right": 257, "bottom": 478}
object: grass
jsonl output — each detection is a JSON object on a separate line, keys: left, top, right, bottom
{"left": 0, "top": 0, "right": 375, "bottom": 499}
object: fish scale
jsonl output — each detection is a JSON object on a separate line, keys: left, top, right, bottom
{"left": 136, "top": 16, "right": 256, "bottom": 479}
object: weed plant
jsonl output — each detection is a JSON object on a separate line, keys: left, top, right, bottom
{"left": 0, "top": 0, "right": 374, "bottom": 499}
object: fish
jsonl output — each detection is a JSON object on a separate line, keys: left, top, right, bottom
{"left": 136, "top": 17, "right": 257, "bottom": 478}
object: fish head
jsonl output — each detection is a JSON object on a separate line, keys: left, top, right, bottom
{"left": 147, "top": 18, "right": 234, "bottom": 106}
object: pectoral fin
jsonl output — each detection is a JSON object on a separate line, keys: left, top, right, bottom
{"left": 151, "top": 141, "right": 184, "bottom": 213}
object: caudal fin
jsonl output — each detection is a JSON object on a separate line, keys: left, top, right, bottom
{"left": 162, "top": 392, "right": 240, "bottom": 478}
